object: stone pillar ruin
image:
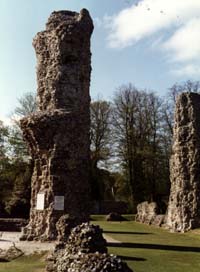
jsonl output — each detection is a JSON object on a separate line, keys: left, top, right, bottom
{"left": 166, "top": 92, "right": 200, "bottom": 232}
{"left": 20, "top": 9, "right": 93, "bottom": 240}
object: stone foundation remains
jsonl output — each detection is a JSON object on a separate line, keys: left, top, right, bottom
{"left": 20, "top": 9, "right": 93, "bottom": 240}
{"left": 46, "top": 223, "right": 133, "bottom": 272}
{"left": 166, "top": 93, "right": 200, "bottom": 232}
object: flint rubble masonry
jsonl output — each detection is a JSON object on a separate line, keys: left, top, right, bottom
{"left": 166, "top": 92, "right": 200, "bottom": 232}
{"left": 20, "top": 9, "right": 93, "bottom": 241}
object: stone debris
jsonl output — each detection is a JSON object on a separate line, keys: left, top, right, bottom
{"left": 56, "top": 252, "right": 133, "bottom": 272}
{"left": 20, "top": 8, "right": 93, "bottom": 241}
{"left": 0, "top": 245, "right": 23, "bottom": 262}
{"left": 56, "top": 215, "right": 82, "bottom": 243}
{"left": 106, "top": 213, "right": 127, "bottom": 222}
{"left": 166, "top": 92, "right": 200, "bottom": 232}
{"left": 46, "top": 223, "right": 133, "bottom": 272}
{"left": 65, "top": 223, "right": 107, "bottom": 254}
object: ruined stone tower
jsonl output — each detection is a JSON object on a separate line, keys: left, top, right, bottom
{"left": 20, "top": 9, "right": 93, "bottom": 240}
{"left": 166, "top": 93, "right": 200, "bottom": 232}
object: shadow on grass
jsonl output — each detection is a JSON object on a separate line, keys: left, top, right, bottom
{"left": 108, "top": 242, "right": 200, "bottom": 252}
{"left": 118, "top": 255, "right": 146, "bottom": 261}
{"left": 104, "top": 231, "right": 152, "bottom": 235}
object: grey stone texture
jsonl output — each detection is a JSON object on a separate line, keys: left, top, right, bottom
{"left": 46, "top": 223, "right": 133, "bottom": 272}
{"left": 166, "top": 92, "right": 200, "bottom": 232}
{"left": 20, "top": 9, "right": 93, "bottom": 240}
{"left": 136, "top": 201, "right": 158, "bottom": 224}
{"left": 135, "top": 202, "right": 165, "bottom": 227}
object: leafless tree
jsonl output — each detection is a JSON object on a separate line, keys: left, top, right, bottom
{"left": 112, "top": 84, "right": 170, "bottom": 207}
{"left": 90, "top": 99, "right": 112, "bottom": 168}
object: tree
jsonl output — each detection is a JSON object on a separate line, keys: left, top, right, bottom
{"left": 0, "top": 121, "right": 11, "bottom": 216}
{"left": 169, "top": 80, "right": 200, "bottom": 103}
{"left": 0, "top": 120, "right": 9, "bottom": 158}
{"left": 144, "top": 93, "right": 164, "bottom": 201}
{"left": 112, "top": 84, "right": 170, "bottom": 209}
{"left": 163, "top": 80, "right": 200, "bottom": 135}
{"left": 112, "top": 84, "right": 147, "bottom": 206}
{"left": 9, "top": 92, "right": 37, "bottom": 160}
{"left": 4, "top": 160, "right": 32, "bottom": 218}
{"left": 1, "top": 92, "right": 37, "bottom": 217}
{"left": 90, "top": 99, "right": 112, "bottom": 201}
{"left": 90, "top": 99, "right": 112, "bottom": 168}
{"left": 14, "top": 92, "right": 37, "bottom": 119}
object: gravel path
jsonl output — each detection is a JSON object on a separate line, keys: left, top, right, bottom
{"left": 103, "top": 234, "right": 121, "bottom": 244}
{"left": 0, "top": 232, "right": 120, "bottom": 255}
{"left": 0, "top": 232, "right": 55, "bottom": 255}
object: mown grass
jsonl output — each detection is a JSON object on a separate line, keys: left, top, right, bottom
{"left": 91, "top": 214, "right": 135, "bottom": 221}
{"left": 91, "top": 216, "right": 200, "bottom": 272}
{"left": 0, "top": 217, "right": 200, "bottom": 272}
{"left": 0, "top": 253, "right": 46, "bottom": 272}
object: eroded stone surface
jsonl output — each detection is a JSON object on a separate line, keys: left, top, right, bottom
{"left": 46, "top": 223, "right": 133, "bottom": 272}
{"left": 166, "top": 92, "right": 200, "bottom": 232}
{"left": 135, "top": 201, "right": 157, "bottom": 224}
{"left": 135, "top": 201, "right": 165, "bottom": 227}
{"left": 20, "top": 9, "right": 93, "bottom": 240}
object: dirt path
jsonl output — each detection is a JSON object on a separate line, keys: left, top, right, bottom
{"left": 0, "top": 232, "right": 55, "bottom": 255}
{"left": 0, "top": 232, "right": 120, "bottom": 255}
{"left": 103, "top": 234, "right": 121, "bottom": 244}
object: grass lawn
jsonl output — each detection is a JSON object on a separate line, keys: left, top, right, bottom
{"left": 0, "top": 253, "right": 45, "bottom": 272}
{"left": 0, "top": 216, "right": 200, "bottom": 272}
{"left": 92, "top": 215, "right": 200, "bottom": 272}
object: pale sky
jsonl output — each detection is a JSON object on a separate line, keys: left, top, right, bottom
{"left": 0, "top": 0, "right": 200, "bottom": 124}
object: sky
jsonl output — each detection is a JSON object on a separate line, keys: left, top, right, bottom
{"left": 0, "top": 0, "right": 200, "bottom": 124}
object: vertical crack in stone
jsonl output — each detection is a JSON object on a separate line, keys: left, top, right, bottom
{"left": 166, "top": 92, "right": 200, "bottom": 232}
{"left": 20, "top": 9, "right": 93, "bottom": 241}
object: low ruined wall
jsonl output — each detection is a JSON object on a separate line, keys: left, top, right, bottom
{"left": 135, "top": 201, "right": 165, "bottom": 227}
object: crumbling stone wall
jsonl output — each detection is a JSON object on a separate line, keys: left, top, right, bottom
{"left": 20, "top": 9, "right": 93, "bottom": 240}
{"left": 135, "top": 201, "right": 165, "bottom": 227}
{"left": 46, "top": 223, "right": 133, "bottom": 272}
{"left": 135, "top": 202, "right": 158, "bottom": 224}
{"left": 166, "top": 92, "right": 200, "bottom": 232}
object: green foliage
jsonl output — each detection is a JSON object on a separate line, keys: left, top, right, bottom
{"left": 0, "top": 92, "right": 36, "bottom": 218}
{"left": 4, "top": 160, "right": 32, "bottom": 217}
{"left": 8, "top": 125, "right": 30, "bottom": 160}
{"left": 0, "top": 157, "right": 32, "bottom": 217}
{"left": 90, "top": 167, "right": 116, "bottom": 201}
{"left": 1, "top": 81, "right": 199, "bottom": 217}
{"left": 0, "top": 120, "right": 9, "bottom": 157}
